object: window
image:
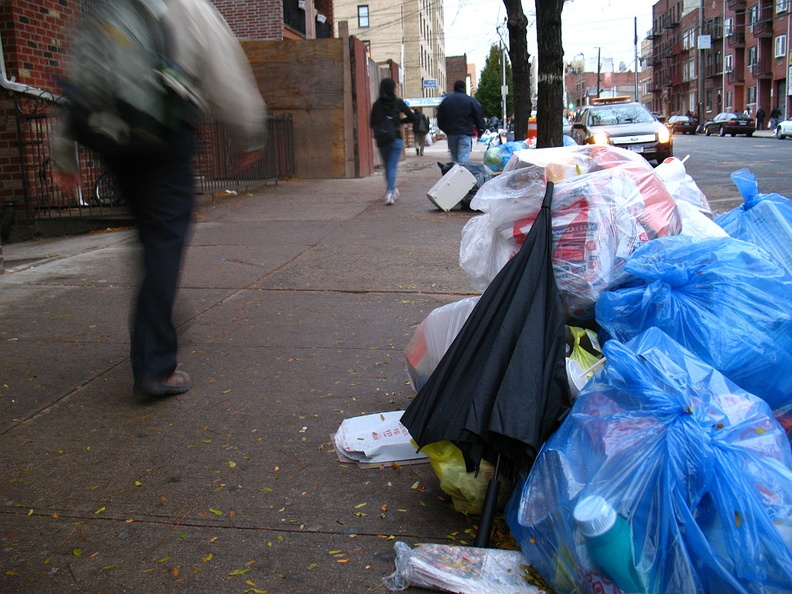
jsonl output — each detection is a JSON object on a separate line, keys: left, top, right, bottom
{"left": 725, "top": 90, "right": 733, "bottom": 111}
{"left": 748, "top": 4, "right": 759, "bottom": 26}
{"left": 706, "top": 90, "right": 712, "bottom": 111}
{"left": 725, "top": 54, "right": 733, "bottom": 72}
{"left": 777, "top": 0, "right": 789, "bottom": 13}
{"left": 724, "top": 17, "right": 733, "bottom": 36}
{"left": 357, "top": 5, "right": 369, "bottom": 28}
{"left": 683, "top": 28, "right": 695, "bottom": 50}
{"left": 776, "top": 35, "right": 787, "bottom": 58}
{"left": 684, "top": 60, "right": 696, "bottom": 81}
{"left": 747, "top": 85, "right": 757, "bottom": 105}
{"left": 748, "top": 45, "right": 758, "bottom": 66}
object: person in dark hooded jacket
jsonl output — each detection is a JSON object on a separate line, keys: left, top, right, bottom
{"left": 436, "top": 80, "right": 485, "bottom": 163}
{"left": 370, "top": 77, "right": 414, "bottom": 204}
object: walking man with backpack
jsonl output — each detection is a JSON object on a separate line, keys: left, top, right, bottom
{"left": 412, "top": 108, "right": 430, "bottom": 156}
{"left": 52, "top": 0, "right": 267, "bottom": 397}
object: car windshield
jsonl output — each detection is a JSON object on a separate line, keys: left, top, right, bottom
{"left": 590, "top": 105, "right": 655, "bottom": 126}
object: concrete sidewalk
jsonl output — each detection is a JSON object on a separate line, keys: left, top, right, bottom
{"left": 0, "top": 140, "right": 492, "bottom": 593}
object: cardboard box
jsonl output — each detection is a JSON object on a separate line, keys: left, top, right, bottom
{"left": 426, "top": 164, "right": 477, "bottom": 212}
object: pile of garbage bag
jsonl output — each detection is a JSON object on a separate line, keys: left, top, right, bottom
{"left": 399, "top": 143, "right": 792, "bottom": 592}
{"left": 506, "top": 328, "right": 792, "bottom": 593}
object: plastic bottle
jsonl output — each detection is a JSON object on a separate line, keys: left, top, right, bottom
{"left": 574, "top": 495, "right": 645, "bottom": 593}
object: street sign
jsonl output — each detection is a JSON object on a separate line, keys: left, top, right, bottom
{"left": 423, "top": 78, "right": 438, "bottom": 89}
{"left": 405, "top": 97, "right": 443, "bottom": 107}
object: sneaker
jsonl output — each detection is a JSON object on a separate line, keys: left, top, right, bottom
{"left": 415, "top": 148, "right": 419, "bottom": 156}
{"left": 135, "top": 370, "right": 191, "bottom": 397}
{"left": 385, "top": 190, "right": 395, "bottom": 205}
{"left": 392, "top": 188, "right": 400, "bottom": 202}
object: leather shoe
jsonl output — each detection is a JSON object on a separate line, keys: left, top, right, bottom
{"left": 135, "top": 370, "right": 191, "bottom": 397}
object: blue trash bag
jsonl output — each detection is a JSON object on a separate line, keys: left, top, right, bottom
{"left": 506, "top": 327, "right": 792, "bottom": 594}
{"left": 595, "top": 234, "right": 792, "bottom": 412}
{"left": 715, "top": 168, "right": 792, "bottom": 277}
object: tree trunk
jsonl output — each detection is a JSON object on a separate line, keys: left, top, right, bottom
{"left": 535, "top": 0, "right": 564, "bottom": 148}
{"left": 503, "top": 0, "right": 530, "bottom": 141}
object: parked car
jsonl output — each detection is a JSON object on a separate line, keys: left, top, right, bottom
{"left": 703, "top": 112, "right": 755, "bottom": 137}
{"left": 570, "top": 97, "right": 672, "bottom": 164}
{"left": 666, "top": 114, "right": 698, "bottom": 135}
{"left": 775, "top": 118, "right": 792, "bottom": 139}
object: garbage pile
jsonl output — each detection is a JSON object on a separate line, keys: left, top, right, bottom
{"left": 397, "top": 144, "right": 792, "bottom": 593}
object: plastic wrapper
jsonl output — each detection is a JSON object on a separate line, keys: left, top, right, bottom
{"left": 403, "top": 297, "right": 479, "bottom": 390}
{"left": 421, "top": 440, "right": 507, "bottom": 515}
{"left": 596, "top": 235, "right": 792, "bottom": 412}
{"left": 384, "top": 541, "right": 539, "bottom": 593}
{"left": 716, "top": 168, "right": 792, "bottom": 278}
{"left": 461, "top": 146, "right": 681, "bottom": 322}
{"left": 507, "top": 327, "right": 792, "bottom": 594}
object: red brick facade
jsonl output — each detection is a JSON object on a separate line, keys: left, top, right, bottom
{"left": 214, "top": 0, "right": 284, "bottom": 39}
{"left": 0, "top": 0, "right": 303, "bottom": 233}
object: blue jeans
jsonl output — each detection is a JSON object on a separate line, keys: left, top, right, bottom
{"left": 379, "top": 138, "right": 403, "bottom": 191}
{"left": 447, "top": 134, "right": 472, "bottom": 163}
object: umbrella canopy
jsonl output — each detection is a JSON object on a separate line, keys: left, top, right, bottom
{"left": 401, "top": 182, "right": 571, "bottom": 479}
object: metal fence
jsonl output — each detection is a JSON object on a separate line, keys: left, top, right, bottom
{"left": 15, "top": 95, "right": 295, "bottom": 222}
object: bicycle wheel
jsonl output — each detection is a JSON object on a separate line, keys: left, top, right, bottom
{"left": 93, "top": 171, "right": 125, "bottom": 206}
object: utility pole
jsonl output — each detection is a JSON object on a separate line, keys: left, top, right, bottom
{"left": 501, "top": 39, "right": 507, "bottom": 126}
{"left": 596, "top": 47, "right": 601, "bottom": 98}
{"left": 634, "top": 17, "right": 639, "bottom": 102}
{"left": 697, "top": 0, "right": 705, "bottom": 132}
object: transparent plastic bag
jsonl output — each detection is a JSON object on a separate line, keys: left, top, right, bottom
{"left": 507, "top": 327, "right": 792, "bottom": 594}
{"left": 384, "top": 541, "right": 538, "bottom": 593}
{"left": 403, "top": 297, "right": 479, "bottom": 390}
{"left": 461, "top": 147, "right": 681, "bottom": 322}
{"left": 716, "top": 168, "right": 792, "bottom": 277}
{"left": 596, "top": 235, "right": 792, "bottom": 411}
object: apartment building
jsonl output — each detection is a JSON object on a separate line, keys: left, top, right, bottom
{"left": 649, "top": 0, "right": 790, "bottom": 123}
{"left": 332, "top": 0, "right": 446, "bottom": 101}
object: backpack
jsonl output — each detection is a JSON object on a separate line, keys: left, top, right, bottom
{"left": 61, "top": 0, "right": 195, "bottom": 158}
{"left": 416, "top": 114, "right": 429, "bottom": 134}
{"left": 374, "top": 114, "right": 397, "bottom": 147}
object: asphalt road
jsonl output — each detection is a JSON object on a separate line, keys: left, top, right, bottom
{"left": 672, "top": 132, "right": 792, "bottom": 215}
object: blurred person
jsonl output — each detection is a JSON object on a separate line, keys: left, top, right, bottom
{"left": 52, "top": 0, "right": 267, "bottom": 397}
{"left": 370, "top": 77, "right": 414, "bottom": 205}
{"left": 436, "top": 80, "right": 485, "bottom": 163}
{"left": 412, "top": 107, "right": 430, "bottom": 156}
{"left": 770, "top": 105, "right": 782, "bottom": 129}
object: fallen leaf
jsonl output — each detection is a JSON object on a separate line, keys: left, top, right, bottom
{"left": 209, "top": 508, "right": 224, "bottom": 516}
{"left": 229, "top": 567, "right": 251, "bottom": 576}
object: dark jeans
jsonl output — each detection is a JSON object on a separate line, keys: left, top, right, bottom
{"left": 107, "top": 129, "right": 197, "bottom": 386}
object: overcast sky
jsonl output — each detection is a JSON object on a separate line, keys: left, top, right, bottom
{"left": 443, "top": 0, "right": 658, "bottom": 76}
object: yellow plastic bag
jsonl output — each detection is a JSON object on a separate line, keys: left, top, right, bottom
{"left": 567, "top": 326, "right": 602, "bottom": 373}
{"left": 420, "top": 440, "right": 497, "bottom": 515}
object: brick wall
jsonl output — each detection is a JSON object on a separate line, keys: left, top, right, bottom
{"left": 0, "top": 0, "right": 76, "bottom": 228}
{"left": 213, "top": 0, "right": 284, "bottom": 40}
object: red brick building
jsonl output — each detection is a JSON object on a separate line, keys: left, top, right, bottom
{"left": 649, "top": 0, "right": 790, "bottom": 123}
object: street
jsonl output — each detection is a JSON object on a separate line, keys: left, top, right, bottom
{"left": 672, "top": 131, "right": 792, "bottom": 214}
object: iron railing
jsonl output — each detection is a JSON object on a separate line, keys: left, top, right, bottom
{"left": 15, "top": 95, "right": 294, "bottom": 221}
